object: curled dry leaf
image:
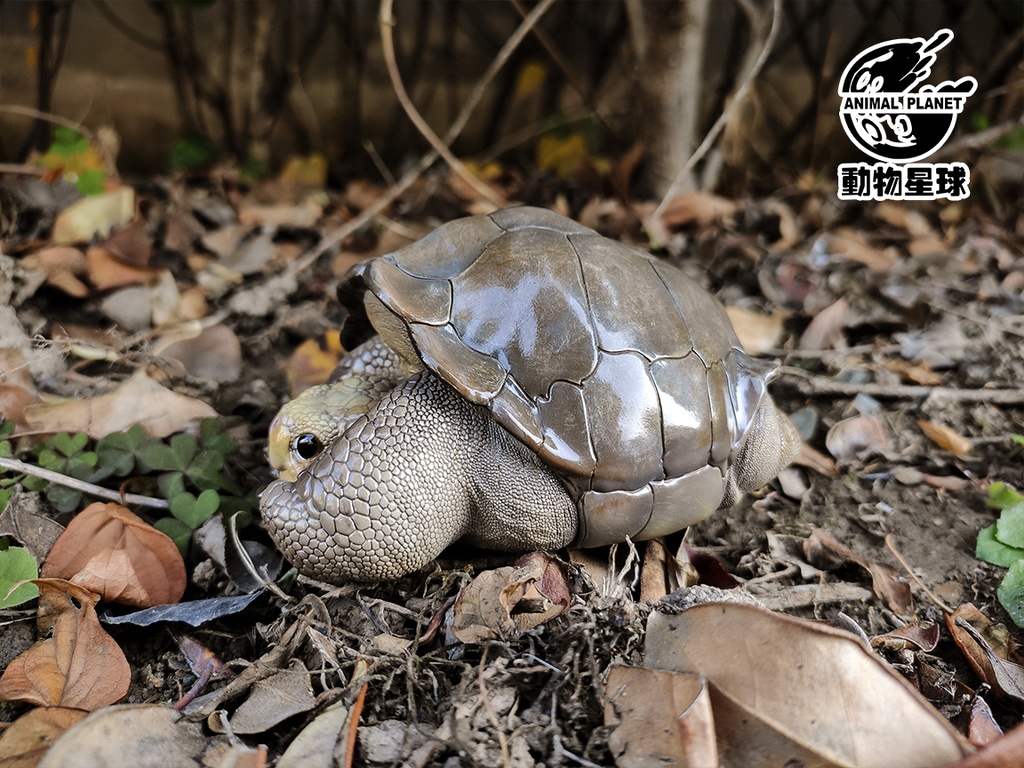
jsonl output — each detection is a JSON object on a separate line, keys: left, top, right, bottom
{"left": 948, "top": 604, "right": 1024, "bottom": 704}
{"left": 803, "top": 528, "right": 913, "bottom": 615}
{"left": 604, "top": 664, "right": 717, "bottom": 768}
{"left": 0, "top": 706, "right": 89, "bottom": 766}
{"left": 42, "top": 502, "right": 187, "bottom": 607}
{"left": 450, "top": 552, "right": 571, "bottom": 643}
{"left": 825, "top": 414, "right": 892, "bottom": 462}
{"left": 918, "top": 419, "right": 973, "bottom": 457}
{"left": 646, "top": 604, "right": 970, "bottom": 768}
{"left": 798, "top": 297, "right": 849, "bottom": 350}
{"left": 0, "top": 579, "right": 130, "bottom": 710}
{"left": 22, "top": 369, "right": 218, "bottom": 439}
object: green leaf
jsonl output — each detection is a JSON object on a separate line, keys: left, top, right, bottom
{"left": 170, "top": 488, "right": 220, "bottom": 529}
{"left": 0, "top": 546, "right": 38, "bottom": 608}
{"left": 169, "top": 433, "right": 198, "bottom": 466}
{"left": 0, "top": 440, "right": 12, "bottom": 458}
{"left": 170, "top": 135, "right": 219, "bottom": 170}
{"left": 0, "top": 420, "right": 14, "bottom": 439}
{"left": 76, "top": 169, "right": 106, "bottom": 196}
{"left": 21, "top": 475, "right": 46, "bottom": 493}
{"left": 987, "top": 482, "right": 1024, "bottom": 510}
{"left": 997, "top": 559, "right": 1024, "bottom": 628}
{"left": 53, "top": 432, "right": 88, "bottom": 458}
{"left": 137, "top": 441, "right": 183, "bottom": 472}
{"left": 976, "top": 524, "right": 1024, "bottom": 568}
{"left": 1012, "top": 434, "right": 1024, "bottom": 447}
{"left": 154, "top": 517, "right": 193, "bottom": 556}
{"left": 158, "top": 471, "right": 185, "bottom": 501}
{"left": 46, "top": 484, "right": 82, "bottom": 514}
{"left": 36, "top": 448, "right": 63, "bottom": 471}
{"left": 995, "top": 503, "right": 1024, "bottom": 549}
{"left": 0, "top": 487, "right": 12, "bottom": 514}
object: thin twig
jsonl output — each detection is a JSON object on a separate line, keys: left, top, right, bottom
{"left": 780, "top": 366, "right": 1024, "bottom": 404}
{"left": 647, "top": 0, "right": 783, "bottom": 238}
{"left": 289, "top": 0, "right": 556, "bottom": 269}
{"left": 0, "top": 105, "right": 95, "bottom": 143}
{"left": 884, "top": 533, "right": 952, "bottom": 615}
{"left": 0, "top": 456, "right": 170, "bottom": 510}
{"left": 379, "top": 0, "right": 506, "bottom": 209}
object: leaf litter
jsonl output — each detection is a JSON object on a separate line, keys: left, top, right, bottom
{"left": 0, "top": 154, "right": 1023, "bottom": 765}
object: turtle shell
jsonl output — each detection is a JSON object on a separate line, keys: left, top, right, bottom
{"left": 340, "top": 207, "right": 774, "bottom": 546}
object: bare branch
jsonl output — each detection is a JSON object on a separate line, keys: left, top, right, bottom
{"left": 378, "top": 0, "right": 507, "bottom": 210}
{"left": 0, "top": 456, "right": 170, "bottom": 510}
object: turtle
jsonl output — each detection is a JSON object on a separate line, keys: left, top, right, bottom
{"left": 260, "top": 206, "right": 801, "bottom": 583}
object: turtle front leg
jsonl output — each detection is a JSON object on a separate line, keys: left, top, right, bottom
{"left": 260, "top": 371, "right": 577, "bottom": 583}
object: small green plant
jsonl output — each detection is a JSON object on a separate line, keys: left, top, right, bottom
{"left": 975, "top": 437, "right": 1024, "bottom": 627}
{"left": 36, "top": 126, "right": 107, "bottom": 195}
{"left": 0, "top": 541, "right": 38, "bottom": 608}
{"left": 0, "top": 418, "right": 255, "bottom": 554}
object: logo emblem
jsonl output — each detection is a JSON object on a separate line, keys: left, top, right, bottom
{"left": 837, "top": 30, "right": 976, "bottom": 201}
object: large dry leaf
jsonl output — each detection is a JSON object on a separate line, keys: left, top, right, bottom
{"left": 42, "top": 502, "right": 186, "bottom": 607}
{"left": 86, "top": 246, "right": 159, "bottom": 291}
{"left": 604, "top": 664, "right": 718, "bottom": 768}
{"left": 948, "top": 721, "right": 1024, "bottom": 768}
{"left": 450, "top": 552, "right": 571, "bottom": 643}
{"left": 156, "top": 324, "right": 242, "bottom": 383}
{"left": 0, "top": 579, "right": 130, "bottom": 710}
{"left": 218, "top": 662, "right": 316, "bottom": 735}
{"left": 22, "top": 369, "right": 218, "bottom": 439}
{"left": 829, "top": 229, "right": 897, "bottom": 272}
{"left": 37, "top": 704, "right": 207, "bottom": 768}
{"left": 645, "top": 604, "right": 969, "bottom": 768}
{"left": 724, "top": 306, "right": 785, "bottom": 354}
{"left": 0, "top": 706, "right": 88, "bottom": 768}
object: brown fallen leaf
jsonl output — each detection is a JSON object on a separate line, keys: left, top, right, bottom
{"left": 948, "top": 604, "right": 1024, "bottom": 703}
{"left": 604, "top": 664, "right": 717, "bottom": 768}
{"left": 870, "top": 622, "right": 941, "bottom": 652}
{"left": 450, "top": 552, "right": 571, "bottom": 643}
{"left": 86, "top": 246, "right": 160, "bottom": 291}
{"left": 830, "top": 228, "right": 898, "bottom": 271}
{"left": 661, "top": 192, "right": 738, "bottom": 230}
{"left": 22, "top": 369, "right": 218, "bottom": 439}
{"left": 948, "top": 721, "right": 1024, "bottom": 768}
{"left": 967, "top": 696, "right": 1003, "bottom": 748}
{"left": 23, "top": 246, "right": 90, "bottom": 297}
{"left": 284, "top": 333, "right": 346, "bottom": 395}
{"left": 792, "top": 441, "right": 840, "bottom": 477}
{"left": 724, "top": 306, "right": 786, "bottom": 354}
{"left": 42, "top": 502, "right": 186, "bottom": 607}
{"left": 0, "top": 706, "right": 89, "bottom": 766}
{"left": 883, "top": 358, "right": 945, "bottom": 386}
{"left": 803, "top": 528, "right": 913, "bottom": 615}
{"left": 36, "top": 704, "right": 208, "bottom": 768}
{"left": 646, "top": 604, "right": 970, "bottom": 768}
{"left": 798, "top": 297, "right": 849, "bottom": 350}
{"left": 216, "top": 662, "right": 316, "bottom": 735}
{"left": 0, "top": 579, "right": 130, "bottom": 710}
{"left": 99, "top": 219, "right": 152, "bottom": 267}
{"left": 0, "top": 486, "right": 66, "bottom": 561}
{"left": 918, "top": 419, "right": 973, "bottom": 457}
{"left": 156, "top": 323, "right": 242, "bottom": 383}
{"left": 825, "top": 414, "right": 892, "bottom": 462}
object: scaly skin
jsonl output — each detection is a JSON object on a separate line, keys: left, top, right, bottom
{"left": 261, "top": 372, "right": 577, "bottom": 582}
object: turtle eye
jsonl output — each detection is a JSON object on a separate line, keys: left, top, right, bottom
{"left": 293, "top": 433, "right": 323, "bottom": 461}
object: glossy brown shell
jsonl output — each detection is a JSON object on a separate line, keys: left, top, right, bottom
{"left": 340, "top": 207, "right": 775, "bottom": 546}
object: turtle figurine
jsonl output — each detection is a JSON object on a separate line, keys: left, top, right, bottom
{"left": 261, "top": 207, "right": 801, "bottom": 582}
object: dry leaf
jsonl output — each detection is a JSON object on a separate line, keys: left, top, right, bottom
{"left": 825, "top": 414, "right": 892, "bottom": 462}
{"left": 799, "top": 297, "right": 849, "bottom": 350}
{"left": 661, "top": 193, "right": 738, "bottom": 230}
{"left": 42, "top": 502, "right": 186, "bottom": 607}
{"left": 86, "top": 246, "right": 159, "bottom": 291}
{"left": 0, "top": 579, "right": 130, "bottom": 710}
{"left": 724, "top": 306, "right": 785, "bottom": 354}
{"left": 51, "top": 187, "right": 135, "bottom": 245}
{"left": 830, "top": 228, "right": 897, "bottom": 271}
{"left": 967, "top": 696, "right": 1003, "bottom": 748}
{"left": 948, "top": 604, "right": 1024, "bottom": 703}
{"left": 22, "top": 369, "right": 218, "bottom": 439}
{"left": 791, "top": 442, "right": 839, "bottom": 477}
{"left": 25, "top": 246, "right": 90, "bottom": 298}
{"left": 218, "top": 662, "right": 316, "bottom": 735}
{"left": 99, "top": 219, "right": 152, "bottom": 267}
{"left": 450, "top": 552, "right": 570, "bottom": 642}
{"left": 803, "top": 528, "right": 913, "bottom": 615}
{"left": 918, "top": 419, "right": 973, "bottom": 457}
{"left": 36, "top": 704, "right": 207, "bottom": 768}
{"left": 285, "top": 332, "right": 345, "bottom": 395}
{"left": 156, "top": 324, "right": 242, "bottom": 383}
{"left": 0, "top": 706, "right": 89, "bottom": 766}
{"left": 238, "top": 198, "right": 324, "bottom": 228}
{"left": 646, "top": 604, "right": 970, "bottom": 768}
{"left": 883, "top": 358, "right": 944, "bottom": 386}
{"left": 604, "top": 664, "right": 718, "bottom": 768}
{"left": 949, "top": 720, "right": 1024, "bottom": 768}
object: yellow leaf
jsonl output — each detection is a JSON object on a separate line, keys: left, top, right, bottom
{"left": 278, "top": 153, "right": 327, "bottom": 187}
{"left": 513, "top": 61, "right": 547, "bottom": 100}
{"left": 536, "top": 133, "right": 589, "bottom": 179}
